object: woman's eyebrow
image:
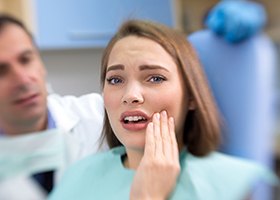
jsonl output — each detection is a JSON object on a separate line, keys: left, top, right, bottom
{"left": 139, "top": 65, "right": 169, "bottom": 72}
{"left": 106, "top": 64, "right": 124, "bottom": 72}
{"left": 106, "top": 64, "right": 170, "bottom": 73}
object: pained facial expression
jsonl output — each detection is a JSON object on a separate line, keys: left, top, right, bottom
{"left": 0, "top": 24, "right": 48, "bottom": 132}
{"left": 103, "top": 36, "right": 190, "bottom": 151}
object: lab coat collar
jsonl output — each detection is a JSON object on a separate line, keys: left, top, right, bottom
{"left": 47, "top": 95, "right": 80, "bottom": 133}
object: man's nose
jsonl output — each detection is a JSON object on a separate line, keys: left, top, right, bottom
{"left": 11, "top": 65, "right": 31, "bottom": 84}
{"left": 9, "top": 65, "right": 32, "bottom": 90}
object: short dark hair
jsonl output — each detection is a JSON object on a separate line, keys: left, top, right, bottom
{"left": 0, "top": 14, "right": 33, "bottom": 40}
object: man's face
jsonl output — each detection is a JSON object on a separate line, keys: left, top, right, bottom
{"left": 0, "top": 24, "right": 48, "bottom": 134}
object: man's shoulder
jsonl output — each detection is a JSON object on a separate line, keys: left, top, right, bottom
{"left": 48, "top": 93, "right": 103, "bottom": 106}
{"left": 47, "top": 93, "right": 105, "bottom": 143}
{"left": 48, "top": 93, "right": 104, "bottom": 117}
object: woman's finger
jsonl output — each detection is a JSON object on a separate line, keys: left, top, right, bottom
{"left": 169, "top": 117, "right": 179, "bottom": 159}
{"left": 144, "top": 122, "right": 154, "bottom": 157}
{"left": 160, "top": 110, "right": 172, "bottom": 159}
{"left": 153, "top": 113, "right": 162, "bottom": 157}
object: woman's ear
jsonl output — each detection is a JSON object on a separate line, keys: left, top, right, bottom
{"left": 188, "top": 98, "right": 196, "bottom": 110}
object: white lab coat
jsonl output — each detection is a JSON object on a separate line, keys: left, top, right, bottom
{"left": 48, "top": 93, "right": 106, "bottom": 159}
{"left": 0, "top": 93, "right": 106, "bottom": 200}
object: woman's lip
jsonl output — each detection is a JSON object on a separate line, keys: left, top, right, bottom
{"left": 121, "top": 121, "right": 149, "bottom": 131}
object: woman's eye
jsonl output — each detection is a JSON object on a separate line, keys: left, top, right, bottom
{"left": 106, "top": 77, "right": 123, "bottom": 85}
{"left": 148, "top": 75, "right": 166, "bottom": 83}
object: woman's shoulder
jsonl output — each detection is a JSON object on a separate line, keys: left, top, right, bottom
{"left": 184, "top": 151, "right": 278, "bottom": 188}
{"left": 174, "top": 151, "right": 278, "bottom": 200}
{"left": 191, "top": 151, "right": 261, "bottom": 167}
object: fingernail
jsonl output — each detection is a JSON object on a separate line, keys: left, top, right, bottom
{"left": 161, "top": 110, "right": 167, "bottom": 117}
{"left": 154, "top": 113, "right": 160, "bottom": 119}
{"left": 169, "top": 117, "right": 174, "bottom": 124}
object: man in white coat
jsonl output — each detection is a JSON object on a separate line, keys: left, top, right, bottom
{"left": 0, "top": 14, "right": 105, "bottom": 199}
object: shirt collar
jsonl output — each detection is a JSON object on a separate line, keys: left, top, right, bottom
{"left": 47, "top": 109, "right": 56, "bottom": 129}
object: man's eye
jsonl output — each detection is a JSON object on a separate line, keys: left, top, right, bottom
{"left": 106, "top": 77, "right": 123, "bottom": 85}
{"left": 19, "top": 56, "right": 32, "bottom": 65}
{"left": 0, "top": 65, "right": 8, "bottom": 77}
{"left": 148, "top": 76, "right": 166, "bottom": 83}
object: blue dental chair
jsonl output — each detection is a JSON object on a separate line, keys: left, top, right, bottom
{"left": 188, "top": 29, "right": 278, "bottom": 200}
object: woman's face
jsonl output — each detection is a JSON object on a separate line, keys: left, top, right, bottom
{"left": 103, "top": 36, "right": 191, "bottom": 152}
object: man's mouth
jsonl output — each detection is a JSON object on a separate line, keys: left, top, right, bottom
{"left": 13, "top": 94, "right": 39, "bottom": 105}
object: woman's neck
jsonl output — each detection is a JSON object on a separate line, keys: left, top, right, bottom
{"left": 123, "top": 148, "right": 144, "bottom": 170}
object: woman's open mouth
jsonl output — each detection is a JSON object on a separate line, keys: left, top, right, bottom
{"left": 121, "top": 111, "right": 150, "bottom": 131}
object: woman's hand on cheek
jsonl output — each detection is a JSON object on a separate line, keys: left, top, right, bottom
{"left": 130, "top": 111, "right": 180, "bottom": 200}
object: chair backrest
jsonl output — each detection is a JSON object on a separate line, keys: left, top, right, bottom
{"left": 188, "top": 30, "right": 277, "bottom": 167}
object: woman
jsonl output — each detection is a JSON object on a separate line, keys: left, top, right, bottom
{"left": 49, "top": 20, "right": 276, "bottom": 200}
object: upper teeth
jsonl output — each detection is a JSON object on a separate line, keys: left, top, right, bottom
{"left": 124, "top": 116, "right": 146, "bottom": 122}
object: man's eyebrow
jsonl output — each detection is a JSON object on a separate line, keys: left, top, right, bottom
{"left": 20, "top": 49, "right": 34, "bottom": 56}
{"left": 139, "top": 65, "right": 169, "bottom": 72}
{"left": 106, "top": 64, "right": 124, "bottom": 72}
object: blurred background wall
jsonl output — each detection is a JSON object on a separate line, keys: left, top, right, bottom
{"left": 0, "top": 0, "right": 278, "bottom": 96}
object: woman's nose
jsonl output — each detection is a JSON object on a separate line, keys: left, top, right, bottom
{"left": 122, "top": 84, "right": 144, "bottom": 105}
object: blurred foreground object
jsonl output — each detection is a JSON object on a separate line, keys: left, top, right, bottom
{"left": 0, "top": 129, "right": 80, "bottom": 200}
{"left": 205, "top": 0, "right": 267, "bottom": 43}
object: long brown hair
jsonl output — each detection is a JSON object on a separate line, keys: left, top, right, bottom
{"left": 100, "top": 20, "right": 221, "bottom": 156}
